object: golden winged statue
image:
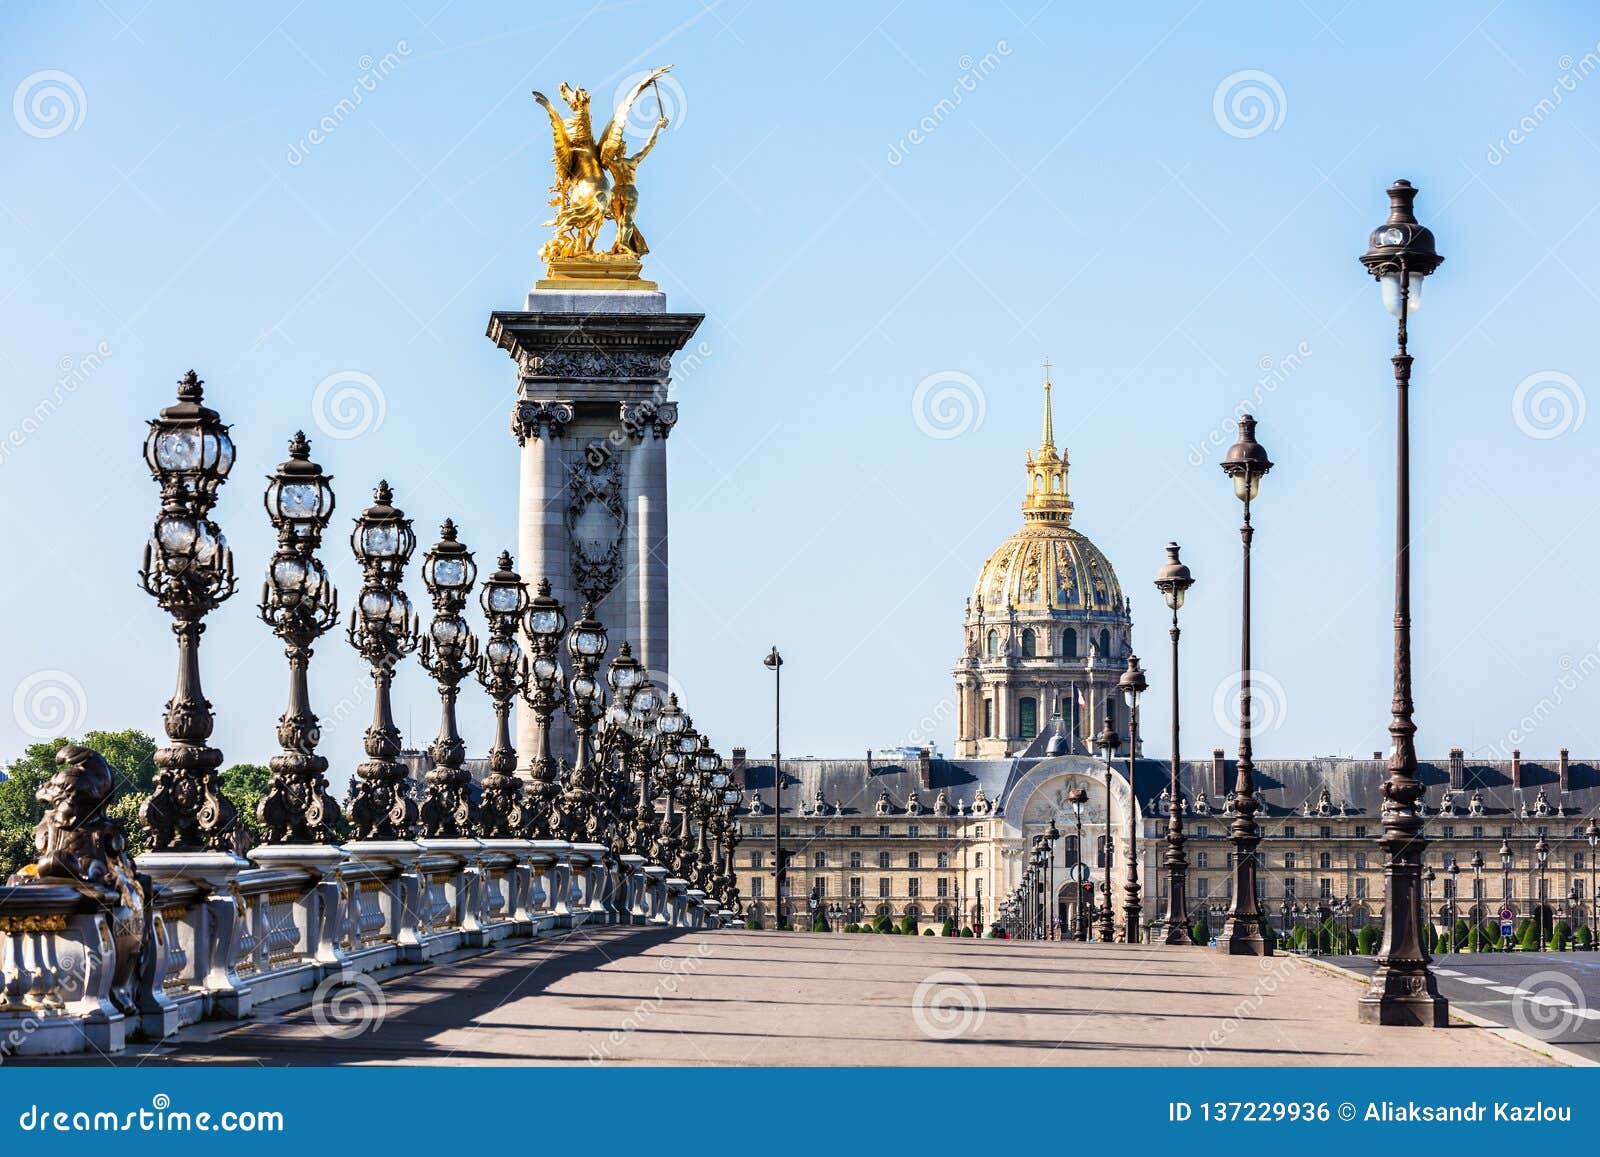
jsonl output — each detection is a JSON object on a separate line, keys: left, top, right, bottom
{"left": 532, "top": 66, "right": 672, "bottom": 285}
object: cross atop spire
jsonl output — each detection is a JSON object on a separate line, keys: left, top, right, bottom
{"left": 1040, "top": 359, "right": 1056, "bottom": 454}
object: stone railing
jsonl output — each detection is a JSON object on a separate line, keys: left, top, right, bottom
{"left": 0, "top": 840, "right": 732, "bottom": 1058}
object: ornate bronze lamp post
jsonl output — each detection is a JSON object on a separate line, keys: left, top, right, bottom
{"left": 1154, "top": 543, "right": 1196, "bottom": 944}
{"left": 1094, "top": 700, "right": 1121, "bottom": 943}
{"left": 257, "top": 431, "right": 340, "bottom": 844}
{"left": 599, "top": 643, "right": 646, "bottom": 854}
{"left": 561, "top": 603, "right": 609, "bottom": 842}
{"left": 345, "top": 481, "right": 420, "bottom": 841}
{"left": 764, "top": 646, "right": 785, "bottom": 923}
{"left": 476, "top": 552, "right": 531, "bottom": 838}
{"left": 1119, "top": 655, "right": 1148, "bottom": 943}
{"left": 139, "top": 371, "right": 239, "bottom": 852}
{"left": 417, "top": 521, "right": 481, "bottom": 838}
{"left": 521, "top": 580, "right": 568, "bottom": 838}
{"left": 1535, "top": 834, "right": 1550, "bottom": 950}
{"left": 1357, "top": 179, "right": 1448, "bottom": 1026}
{"left": 1066, "top": 785, "right": 1089, "bottom": 940}
{"left": 625, "top": 677, "right": 663, "bottom": 854}
{"left": 1588, "top": 820, "right": 1598, "bottom": 946}
{"left": 652, "top": 695, "right": 688, "bottom": 868}
{"left": 1218, "top": 415, "right": 1272, "bottom": 956}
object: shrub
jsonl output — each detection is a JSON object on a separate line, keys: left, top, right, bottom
{"left": 923, "top": 928, "right": 935, "bottom": 936}
{"left": 1191, "top": 918, "right": 1209, "bottom": 946}
{"left": 899, "top": 913, "right": 918, "bottom": 936}
{"left": 1356, "top": 924, "right": 1379, "bottom": 954}
{"left": 960, "top": 927, "right": 974, "bottom": 938}
{"left": 941, "top": 918, "right": 955, "bottom": 937}
{"left": 1517, "top": 919, "right": 1538, "bottom": 951}
{"left": 812, "top": 916, "right": 829, "bottom": 933}
{"left": 1551, "top": 920, "right": 1572, "bottom": 951}
{"left": 1452, "top": 918, "right": 1470, "bottom": 951}
{"left": 1578, "top": 925, "right": 1593, "bottom": 950}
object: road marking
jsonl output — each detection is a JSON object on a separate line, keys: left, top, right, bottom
{"left": 1433, "top": 968, "right": 1462, "bottom": 976}
{"left": 1569, "top": 1007, "right": 1600, "bottom": 1020}
{"left": 1528, "top": 994, "right": 1573, "bottom": 1007}
{"left": 1457, "top": 976, "right": 1495, "bottom": 985}
{"left": 1489, "top": 985, "right": 1527, "bottom": 995}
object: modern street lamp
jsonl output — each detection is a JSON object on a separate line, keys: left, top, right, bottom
{"left": 1154, "top": 542, "right": 1196, "bottom": 945}
{"left": 138, "top": 370, "right": 239, "bottom": 852}
{"left": 345, "top": 481, "right": 420, "bottom": 841}
{"left": 1535, "top": 834, "right": 1550, "bottom": 950}
{"left": 1357, "top": 178, "right": 1448, "bottom": 1026}
{"left": 1094, "top": 701, "right": 1121, "bottom": 943}
{"left": 764, "top": 646, "right": 784, "bottom": 926}
{"left": 1066, "top": 785, "right": 1089, "bottom": 940}
{"left": 418, "top": 520, "right": 481, "bottom": 839}
{"left": 1218, "top": 414, "right": 1272, "bottom": 956}
{"left": 1500, "top": 838, "right": 1514, "bottom": 951}
{"left": 257, "top": 432, "right": 341, "bottom": 845}
{"left": 1119, "top": 655, "right": 1147, "bottom": 943}
{"left": 521, "top": 580, "right": 568, "bottom": 838}
{"left": 476, "top": 552, "right": 531, "bottom": 838}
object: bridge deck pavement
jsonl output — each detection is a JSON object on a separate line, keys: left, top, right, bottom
{"left": 118, "top": 928, "right": 1552, "bottom": 1066}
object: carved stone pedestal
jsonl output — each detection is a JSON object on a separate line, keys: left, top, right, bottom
{"left": 136, "top": 851, "right": 252, "bottom": 1020}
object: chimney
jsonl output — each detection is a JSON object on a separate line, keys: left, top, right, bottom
{"left": 1373, "top": 751, "right": 1382, "bottom": 761}
{"left": 1560, "top": 748, "right": 1571, "bottom": 792}
{"left": 918, "top": 746, "right": 933, "bottom": 788}
{"left": 1448, "top": 747, "right": 1464, "bottom": 789}
{"left": 866, "top": 748, "right": 874, "bottom": 774}
{"left": 1511, "top": 749, "right": 1522, "bottom": 789}
{"left": 730, "top": 747, "right": 747, "bottom": 788}
{"left": 1212, "top": 748, "right": 1227, "bottom": 795}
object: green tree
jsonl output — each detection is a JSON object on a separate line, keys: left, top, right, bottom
{"left": 220, "top": 763, "right": 273, "bottom": 850}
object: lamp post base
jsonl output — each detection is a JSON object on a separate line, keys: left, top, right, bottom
{"left": 1216, "top": 917, "right": 1270, "bottom": 956}
{"left": 1357, "top": 964, "right": 1448, "bottom": 1026}
{"left": 1158, "top": 919, "right": 1195, "bottom": 946}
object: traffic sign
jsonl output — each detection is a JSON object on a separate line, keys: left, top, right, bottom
{"left": 1499, "top": 920, "right": 1514, "bottom": 937}
{"left": 1069, "top": 863, "right": 1091, "bottom": 883}
{"left": 1499, "top": 906, "right": 1514, "bottom": 921}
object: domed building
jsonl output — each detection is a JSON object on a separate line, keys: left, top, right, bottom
{"left": 953, "top": 375, "right": 1133, "bottom": 759}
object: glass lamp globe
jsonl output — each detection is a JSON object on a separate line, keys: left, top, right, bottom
{"left": 526, "top": 579, "right": 568, "bottom": 642}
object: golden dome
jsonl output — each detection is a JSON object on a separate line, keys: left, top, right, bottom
{"left": 973, "top": 524, "right": 1124, "bottom": 614}
{"left": 970, "top": 371, "right": 1125, "bottom": 616}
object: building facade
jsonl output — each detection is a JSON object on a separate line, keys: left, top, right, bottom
{"left": 954, "top": 377, "right": 1132, "bottom": 759}
{"left": 734, "top": 374, "right": 1600, "bottom": 939}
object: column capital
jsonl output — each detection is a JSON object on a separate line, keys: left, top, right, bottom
{"left": 510, "top": 399, "right": 575, "bottom": 446}
{"left": 620, "top": 399, "right": 679, "bottom": 442}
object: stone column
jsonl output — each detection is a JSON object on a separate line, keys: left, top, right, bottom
{"left": 511, "top": 399, "right": 574, "bottom": 769}
{"left": 490, "top": 296, "right": 703, "bottom": 767}
{"left": 622, "top": 401, "right": 677, "bottom": 680}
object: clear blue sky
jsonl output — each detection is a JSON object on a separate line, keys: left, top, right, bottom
{"left": 2, "top": 2, "right": 1598, "bottom": 789}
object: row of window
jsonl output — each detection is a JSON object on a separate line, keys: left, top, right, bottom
{"left": 741, "top": 825, "right": 981, "bottom": 840}
{"left": 750, "top": 850, "right": 979, "bottom": 870}
{"left": 985, "top": 626, "right": 1113, "bottom": 660}
{"left": 745, "top": 877, "right": 957, "bottom": 900}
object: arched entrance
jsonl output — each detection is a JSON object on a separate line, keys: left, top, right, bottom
{"left": 1057, "top": 878, "right": 1092, "bottom": 939}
